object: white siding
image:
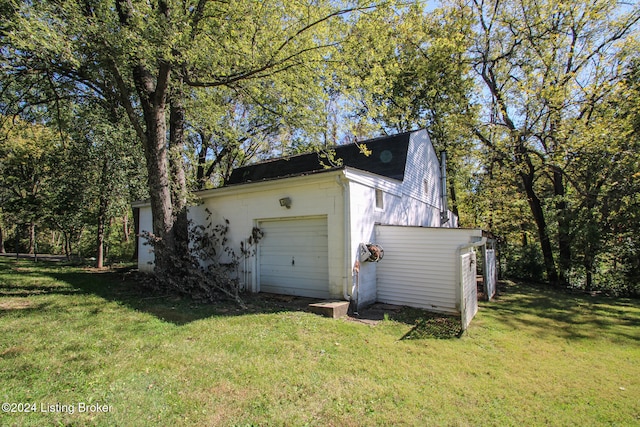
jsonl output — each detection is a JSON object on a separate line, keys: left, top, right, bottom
{"left": 344, "top": 132, "right": 455, "bottom": 309}
{"left": 228, "top": 129, "right": 461, "bottom": 309}
{"left": 258, "top": 217, "right": 330, "bottom": 298}
{"left": 137, "top": 206, "right": 154, "bottom": 272}
{"left": 375, "top": 226, "right": 483, "bottom": 314}
{"left": 137, "top": 171, "right": 346, "bottom": 298}
{"left": 403, "top": 130, "right": 442, "bottom": 209}
{"left": 461, "top": 251, "right": 478, "bottom": 329}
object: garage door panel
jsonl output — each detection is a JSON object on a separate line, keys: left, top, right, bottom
{"left": 259, "top": 217, "right": 329, "bottom": 298}
{"left": 260, "top": 265, "right": 328, "bottom": 277}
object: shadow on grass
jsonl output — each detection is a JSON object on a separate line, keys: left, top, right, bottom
{"left": 0, "top": 284, "right": 83, "bottom": 297}
{"left": 481, "top": 281, "right": 640, "bottom": 342}
{"left": 45, "top": 267, "right": 324, "bottom": 326}
{"left": 400, "top": 314, "right": 463, "bottom": 340}
{"left": 10, "top": 259, "right": 635, "bottom": 343}
{"left": 351, "top": 304, "right": 463, "bottom": 339}
{"left": 0, "top": 299, "right": 54, "bottom": 317}
{"left": 1, "top": 258, "right": 465, "bottom": 339}
{"left": 0, "top": 257, "right": 257, "bottom": 324}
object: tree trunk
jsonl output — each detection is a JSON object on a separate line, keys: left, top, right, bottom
{"left": 96, "top": 158, "right": 109, "bottom": 268}
{"left": 96, "top": 223, "right": 104, "bottom": 268}
{"left": 63, "top": 231, "right": 71, "bottom": 261}
{"left": 143, "top": 105, "right": 176, "bottom": 275}
{"left": 123, "top": 212, "right": 130, "bottom": 243}
{"left": 196, "top": 130, "right": 210, "bottom": 190}
{"left": 114, "top": 0, "right": 179, "bottom": 276}
{"left": 129, "top": 60, "right": 179, "bottom": 276}
{"left": 96, "top": 202, "right": 107, "bottom": 268}
{"left": 553, "top": 166, "right": 571, "bottom": 286}
{"left": 584, "top": 259, "right": 594, "bottom": 292}
{"left": 28, "top": 221, "right": 35, "bottom": 254}
{"left": 169, "top": 78, "right": 189, "bottom": 256}
{"left": 521, "top": 172, "right": 559, "bottom": 285}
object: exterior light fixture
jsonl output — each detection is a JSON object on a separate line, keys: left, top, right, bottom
{"left": 279, "top": 197, "right": 292, "bottom": 209}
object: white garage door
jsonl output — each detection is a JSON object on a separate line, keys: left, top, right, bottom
{"left": 258, "top": 216, "right": 330, "bottom": 298}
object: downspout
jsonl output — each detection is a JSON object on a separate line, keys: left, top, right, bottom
{"left": 337, "top": 174, "right": 353, "bottom": 303}
{"left": 457, "top": 237, "right": 487, "bottom": 330}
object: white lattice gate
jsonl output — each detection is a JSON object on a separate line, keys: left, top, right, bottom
{"left": 461, "top": 251, "right": 478, "bottom": 330}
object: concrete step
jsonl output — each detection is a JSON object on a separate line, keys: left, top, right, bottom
{"left": 308, "top": 300, "right": 350, "bottom": 319}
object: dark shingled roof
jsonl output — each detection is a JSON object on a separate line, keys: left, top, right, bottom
{"left": 226, "top": 132, "right": 411, "bottom": 185}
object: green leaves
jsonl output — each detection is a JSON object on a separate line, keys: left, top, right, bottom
{"left": 461, "top": 0, "right": 640, "bottom": 289}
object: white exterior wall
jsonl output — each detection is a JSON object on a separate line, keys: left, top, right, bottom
{"left": 404, "top": 130, "right": 441, "bottom": 209}
{"left": 190, "top": 172, "right": 347, "bottom": 298}
{"left": 137, "top": 205, "right": 155, "bottom": 272}
{"left": 345, "top": 130, "right": 456, "bottom": 308}
{"left": 461, "top": 251, "right": 479, "bottom": 328}
{"left": 375, "top": 226, "right": 483, "bottom": 314}
{"left": 136, "top": 171, "right": 347, "bottom": 299}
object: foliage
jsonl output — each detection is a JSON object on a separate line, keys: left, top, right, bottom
{"left": 455, "top": 0, "right": 640, "bottom": 290}
{"left": 339, "top": 4, "right": 475, "bottom": 136}
{"left": 502, "top": 243, "right": 545, "bottom": 283}
{"left": 334, "top": 3, "right": 479, "bottom": 217}
{"left": 0, "top": 117, "right": 58, "bottom": 253}
{"left": 0, "top": 97, "right": 145, "bottom": 261}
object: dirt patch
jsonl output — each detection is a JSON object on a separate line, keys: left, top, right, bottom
{"left": 0, "top": 299, "right": 34, "bottom": 310}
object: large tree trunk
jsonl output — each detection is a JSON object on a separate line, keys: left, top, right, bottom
{"left": 169, "top": 78, "right": 189, "bottom": 256}
{"left": 553, "top": 166, "right": 571, "bottom": 286}
{"left": 521, "top": 172, "right": 559, "bottom": 285}
{"left": 143, "top": 102, "right": 177, "bottom": 275}
{"left": 115, "top": 0, "right": 181, "bottom": 277}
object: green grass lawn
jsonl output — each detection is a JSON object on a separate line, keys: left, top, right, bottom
{"left": 0, "top": 257, "right": 638, "bottom": 426}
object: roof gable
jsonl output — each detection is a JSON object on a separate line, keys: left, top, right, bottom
{"left": 226, "top": 132, "right": 411, "bottom": 185}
